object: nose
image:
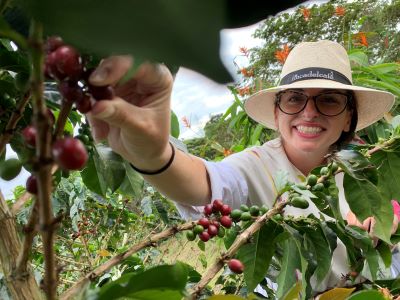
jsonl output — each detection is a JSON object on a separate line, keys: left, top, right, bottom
{"left": 301, "top": 98, "right": 320, "bottom": 118}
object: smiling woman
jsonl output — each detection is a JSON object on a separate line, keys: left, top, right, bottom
{"left": 86, "top": 40, "right": 397, "bottom": 295}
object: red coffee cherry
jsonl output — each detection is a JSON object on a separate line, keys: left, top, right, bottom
{"left": 26, "top": 175, "right": 38, "bottom": 194}
{"left": 75, "top": 94, "right": 92, "bottom": 113}
{"left": 204, "top": 204, "right": 213, "bottom": 216}
{"left": 58, "top": 80, "right": 84, "bottom": 103}
{"left": 220, "top": 204, "right": 232, "bottom": 216}
{"left": 45, "top": 36, "right": 64, "bottom": 53}
{"left": 212, "top": 199, "right": 224, "bottom": 212}
{"left": 88, "top": 84, "right": 115, "bottom": 101}
{"left": 228, "top": 259, "right": 244, "bottom": 274}
{"left": 46, "top": 51, "right": 67, "bottom": 80}
{"left": 207, "top": 224, "right": 218, "bottom": 237}
{"left": 52, "top": 137, "right": 88, "bottom": 170}
{"left": 209, "top": 219, "right": 220, "bottom": 229}
{"left": 199, "top": 231, "right": 210, "bottom": 242}
{"left": 22, "top": 125, "right": 37, "bottom": 147}
{"left": 220, "top": 216, "right": 232, "bottom": 228}
{"left": 197, "top": 217, "right": 210, "bottom": 229}
{"left": 54, "top": 45, "right": 83, "bottom": 80}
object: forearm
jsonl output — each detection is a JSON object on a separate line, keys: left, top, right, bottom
{"left": 138, "top": 146, "right": 211, "bottom": 206}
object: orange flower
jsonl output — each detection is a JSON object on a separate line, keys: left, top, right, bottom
{"left": 355, "top": 32, "right": 368, "bottom": 47}
{"left": 335, "top": 6, "right": 345, "bottom": 16}
{"left": 223, "top": 148, "right": 233, "bottom": 157}
{"left": 240, "top": 68, "right": 254, "bottom": 77}
{"left": 300, "top": 8, "right": 311, "bottom": 21}
{"left": 181, "top": 116, "right": 191, "bottom": 128}
{"left": 237, "top": 86, "right": 250, "bottom": 96}
{"left": 275, "top": 44, "right": 290, "bottom": 64}
{"left": 239, "top": 46, "right": 249, "bottom": 56}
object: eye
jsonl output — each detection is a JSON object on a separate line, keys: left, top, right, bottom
{"left": 318, "top": 94, "right": 341, "bottom": 105}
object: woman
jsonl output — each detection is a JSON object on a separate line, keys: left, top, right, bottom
{"left": 87, "top": 40, "right": 397, "bottom": 290}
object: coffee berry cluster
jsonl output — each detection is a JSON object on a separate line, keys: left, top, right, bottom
{"left": 186, "top": 200, "right": 233, "bottom": 243}
{"left": 44, "top": 36, "right": 115, "bottom": 113}
{"left": 288, "top": 161, "right": 339, "bottom": 209}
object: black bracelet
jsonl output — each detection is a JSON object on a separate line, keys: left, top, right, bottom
{"left": 130, "top": 142, "right": 175, "bottom": 175}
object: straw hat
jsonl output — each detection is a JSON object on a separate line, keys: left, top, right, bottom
{"left": 244, "top": 40, "right": 395, "bottom": 131}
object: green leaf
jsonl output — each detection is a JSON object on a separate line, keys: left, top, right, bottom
{"left": 250, "top": 124, "right": 264, "bottom": 145}
{"left": 224, "top": 226, "right": 239, "bottom": 250}
{"left": 276, "top": 239, "right": 301, "bottom": 299}
{"left": 281, "top": 282, "right": 301, "bottom": 300}
{"left": 370, "top": 151, "right": 400, "bottom": 200}
{"left": 348, "top": 49, "right": 369, "bottom": 67}
{"left": 376, "top": 242, "right": 391, "bottom": 268}
{"left": 170, "top": 110, "right": 180, "bottom": 139}
{"left": 343, "top": 174, "right": 393, "bottom": 243}
{"left": 118, "top": 161, "right": 144, "bottom": 198}
{"left": 273, "top": 170, "right": 290, "bottom": 195}
{"left": 334, "top": 150, "right": 378, "bottom": 184}
{"left": 81, "top": 145, "right": 126, "bottom": 196}
{"left": 369, "top": 63, "right": 400, "bottom": 74}
{"left": 98, "top": 263, "right": 188, "bottom": 300}
{"left": 346, "top": 289, "right": 386, "bottom": 300}
{"left": 237, "top": 221, "right": 284, "bottom": 291}
{"left": 318, "top": 287, "right": 356, "bottom": 300}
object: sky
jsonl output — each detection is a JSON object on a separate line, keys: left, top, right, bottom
{"left": 0, "top": 0, "right": 328, "bottom": 198}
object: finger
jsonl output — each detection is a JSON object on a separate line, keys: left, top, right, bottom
{"left": 127, "top": 62, "right": 173, "bottom": 94}
{"left": 362, "top": 217, "right": 373, "bottom": 232}
{"left": 86, "top": 114, "right": 110, "bottom": 142}
{"left": 89, "top": 55, "right": 133, "bottom": 86}
{"left": 90, "top": 97, "right": 145, "bottom": 130}
{"left": 392, "top": 215, "right": 399, "bottom": 235}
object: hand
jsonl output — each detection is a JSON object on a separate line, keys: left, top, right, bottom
{"left": 87, "top": 56, "right": 174, "bottom": 169}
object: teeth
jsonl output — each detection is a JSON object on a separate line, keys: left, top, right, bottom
{"left": 296, "top": 126, "right": 322, "bottom": 134}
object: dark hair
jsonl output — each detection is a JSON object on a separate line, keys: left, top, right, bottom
{"left": 332, "top": 91, "right": 358, "bottom": 150}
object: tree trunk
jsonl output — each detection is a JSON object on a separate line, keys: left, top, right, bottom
{"left": 0, "top": 191, "right": 42, "bottom": 299}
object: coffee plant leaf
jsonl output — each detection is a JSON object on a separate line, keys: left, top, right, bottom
{"left": 346, "top": 289, "right": 386, "bottom": 300}
{"left": 334, "top": 150, "right": 378, "bottom": 184}
{"left": 237, "top": 220, "right": 284, "bottom": 291}
{"left": 318, "top": 287, "right": 356, "bottom": 300}
{"left": 291, "top": 217, "right": 336, "bottom": 283}
{"left": 276, "top": 238, "right": 302, "bottom": 299}
{"left": 97, "top": 262, "right": 188, "bottom": 300}
{"left": 343, "top": 174, "right": 393, "bottom": 244}
{"left": 81, "top": 144, "right": 126, "bottom": 196}
{"left": 170, "top": 110, "right": 180, "bottom": 139}
{"left": 376, "top": 242, "right": 391, "bottom": 268}
{"left": 370, "top": 151, "right": 400, "bottom": 201}
{"left": 20, "top": 0, "right": 306, "bottom": 84}
{"left": 281, "top": 281, "right": 301, "bottom": 300}
{"left": 117, "top": 161, "right": 144, "bottom": 198}
{"left": 273, "top": 170, "right": 290, "bottom": 195}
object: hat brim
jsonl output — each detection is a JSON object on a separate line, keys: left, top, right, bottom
{"left": 244, "top": 79, "right": 395, "bottom": 131}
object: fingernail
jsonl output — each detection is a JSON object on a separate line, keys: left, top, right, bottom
{"left": 90, "top": 67, "right": 108, "bottom": 83}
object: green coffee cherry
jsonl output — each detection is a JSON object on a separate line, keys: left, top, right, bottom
{"left": 312, "top": 183, "right": 324, "bottom": 192}
{"left": 291, "top": 197, "right": 309, "bottom": 209}
{"left": 306, "top": 174, "right": 318, "bottom": 186}
{"left": 193, "top": 225, "right": 204, "bottom": 235}
{"left": 249, "top": 205, "right": 260, "bottom": 216}
{"left": 0, "top": 158, "right": 22, "bottom": 181}
{"left": 272, "top": 214, "right": 283, "bottom": 222}
{"left": 330, "top": 162, "right": 338, "bottom": 173}
{"left": 230, "top": 209, "right": 242, "bottom": 221}
{"left": 240, "top": 204, "right": 249, "bottom": 212}
{"left": 260, "top": 205, "right": 268, "bottom": 214}
{"left": 320, "top": 167, "right": 329, "bottom": 176}
{"left": 240, "top": 212, "right": 252, "bottom": 221}
{"left": 186, "top": 231, "right": 196, "bottom": 241}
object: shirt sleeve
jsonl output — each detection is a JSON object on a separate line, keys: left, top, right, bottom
{"left": 175, "top": 159, "right": 249, "bottom": 221}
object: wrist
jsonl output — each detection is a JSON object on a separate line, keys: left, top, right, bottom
{"left": 130, "top": 142, "right": 175, "bottom": 175}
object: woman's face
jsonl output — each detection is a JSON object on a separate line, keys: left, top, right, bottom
{"left": 274, "top": 88, "right": 353, "bottom": 155}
